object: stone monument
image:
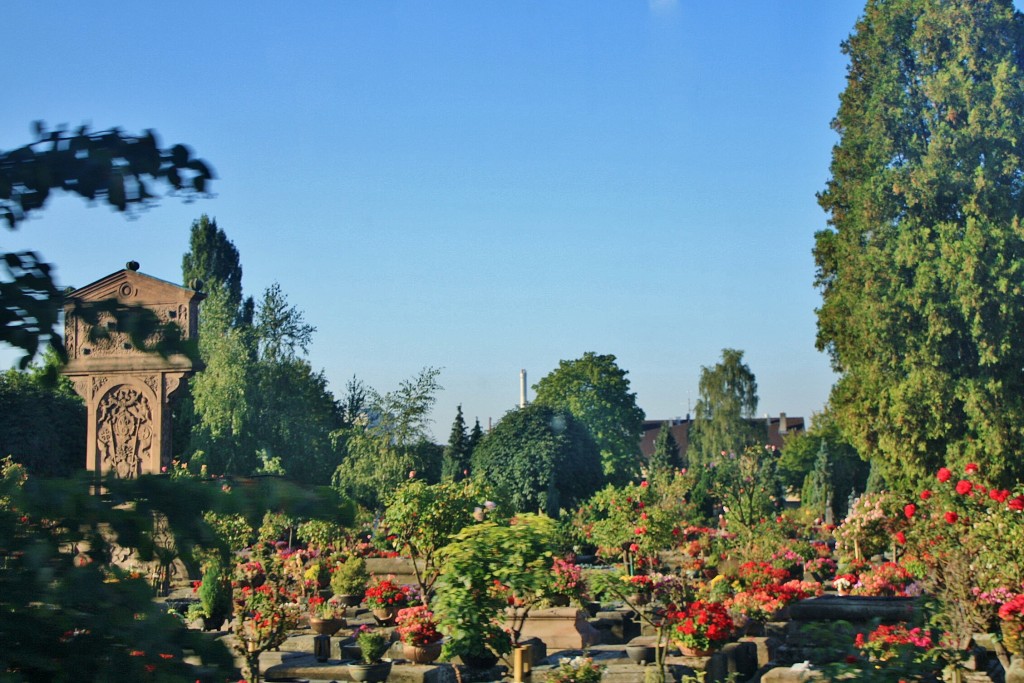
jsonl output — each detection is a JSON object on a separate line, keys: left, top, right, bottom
{"left": 62, "top": 261, "right": 204, "bottom": 478}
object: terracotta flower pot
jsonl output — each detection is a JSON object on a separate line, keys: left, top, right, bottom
{"left": 675, "top": 641, "right": 714, "bottom": 657}
{"left": 402, "top": 641, "right": 442, "bottom": 664}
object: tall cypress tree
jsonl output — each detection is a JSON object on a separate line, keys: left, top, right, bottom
{"left": 441, "top": 405, "right": 470, "bottom": 481}
{"left": 815, "top": 0, "right": 1024, "bottom": 487}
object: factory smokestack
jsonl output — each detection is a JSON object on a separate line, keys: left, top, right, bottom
{"left": 520, "top": 368, "right": 528, "bottom": 408}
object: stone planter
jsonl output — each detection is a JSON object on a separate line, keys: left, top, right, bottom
{"left": 372, "top": 606, "right": 399, "bottom": 626}
{"left": 625, "top": 643, "right": 664, "bottom": 665}
{"left": 347, "top": 661, "right": 392, "bottom": 682}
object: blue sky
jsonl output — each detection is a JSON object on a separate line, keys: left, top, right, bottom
{"left": 3, "top": 2, "right": 874, "bottom": 439}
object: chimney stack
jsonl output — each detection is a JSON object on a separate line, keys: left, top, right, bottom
{"left": 519, "top": 369, "right": 528, "bottom": 408}
{"left": 779, "top": 413, "right": 788, "bottom": 434}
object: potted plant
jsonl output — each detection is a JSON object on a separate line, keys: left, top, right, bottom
{"left": 331, "top": 555, "right": 369, "bottom": 606}
{"left": 186, "top": 561, "right": 233, "bottom": 631}
{"left": 548, "top": 557, "right": 584, "bottom": 606}
{"left": 546, "top": 655, "right": 605, "bottom": 683}
{"left": 833, "top": 573, "right": 857, "bottom": 597}
{"left": 364, "top": 575, "right": 408, "bottom": 625}
{"left": 347, "top": 627, "right": 393, "bottom": 682}
{"left": 669, "top": 600, "right": 734, "bottom": 657}
{"left": 308, "top": 595, "right": 347, "bottom": 636}
{"left": 395, "top": 605, "right": 443, "bottom": 664}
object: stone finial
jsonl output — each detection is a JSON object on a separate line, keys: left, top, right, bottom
{"left": 126, "top": 260, "right": 140, "bottom": 271}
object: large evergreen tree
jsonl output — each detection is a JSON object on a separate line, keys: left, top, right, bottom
{"left": 814, "top": 0, "right": 1024, "bottom": 487}
{"left": 533, "top": 352, "right": 645, "bottom": 484}
{"left": 687, "top": 349, "right": 760, "bottom": 469}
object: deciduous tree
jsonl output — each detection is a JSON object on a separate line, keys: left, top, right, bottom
{"left": 687, "top": 349, "right": 760, "bottom": 468}
{"left": 1, "top": 124, "right": 212, "bottom": 365}
{"left": 533, "top": 352, "right": 644, "bottom": 483}
{"left": 470, "top": 404, "right": 603, "bottom": 517}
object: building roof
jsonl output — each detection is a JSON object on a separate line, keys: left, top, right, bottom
{"left": 639, "top": 414, "right": 805, "bottom": 459}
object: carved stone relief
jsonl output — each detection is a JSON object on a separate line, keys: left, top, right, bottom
{"left": 96, "top": 385, "right": 154, "bottom": 479}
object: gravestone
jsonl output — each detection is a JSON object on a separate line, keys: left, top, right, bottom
{"left": 62, "top": 262, "right": 204, "bottom": 477}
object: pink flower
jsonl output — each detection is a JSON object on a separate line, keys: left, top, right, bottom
{"left": 903, "top": 504, "right": 916, "bottom": 519}
{"left": 640, "top": 480, "right": 649, "bottom": 488}
{"left": 955, "top": 480, "right": 973, "bottom": 496}
{"left": 937, "top": 467, "right": 952, "bottom": 483}
{"left": 944, "top": 511, "right": 958, "bottom": 524}
{"left": 965, "top": 463, "right": 979, "bottom": 474}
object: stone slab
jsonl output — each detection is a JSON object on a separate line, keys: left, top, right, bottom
{"left": 264, "top": 654, "right": 456, "bottom": 683}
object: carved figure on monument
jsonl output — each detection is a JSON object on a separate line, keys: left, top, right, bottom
{"left": 96, "top": 386, "right": 154, "bottom": 479}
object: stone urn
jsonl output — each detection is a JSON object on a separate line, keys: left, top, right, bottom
{"left": 625, "top": 643, "right": 664, "bottom": 665}
{"left": 309, "top": 616, "right": 345, "bottom": 636}
{"left": 372, "top": 606, "right": 399, "bottom": 626}
{"left": 337, "top": 593, "right": 364, "bottom": 607}
{"left": 402, "top": 641, "right": 443, "bottom": 664}
{"left": 347, "top": 661, "right": 392, "bottom": 682}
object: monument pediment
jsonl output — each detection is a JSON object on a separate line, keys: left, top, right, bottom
{"left": 63, "top": 265, "right": 205, "bottom": 374}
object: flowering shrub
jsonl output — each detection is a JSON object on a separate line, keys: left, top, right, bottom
{"left": 833, "top": 491, "right": 905, "bottom": 563}
{"left": 364, "top": 575, "right": 408, "bottom": 609}
{"left": 546, "top": 655, "right": 605, "bottom": 683}
{"left": 897, "top": 462, "right": 1024, "bottom": 645}
{"left": 669, "top": 600, "right": 734, "bottom": 651}
{"left": 395, "top": 605, "right": 442, "bottom": 646}
{"left": 804, "top": 557, "right": 837, "bottom": 580}
{"left": 823, "top": 622, "right": 941, "bottom": 682}
{"left": 735, "top": 561, "right": 792, "bottom": 589}
{"left": 853, "top": 562, "right": 914, "bottom": 597}
{"left": 727, "top": 579, "right": 821, "bottom": 624}
{"left": 550, "top": 557, "right": 584, "bottom": 598}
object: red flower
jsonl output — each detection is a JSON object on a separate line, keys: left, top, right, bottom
{"left": 895, "top": 531, "right": 906, "bottom": 545}
{"left": 640, "top": 480, "right": 649, "bottom": 488}
{"left": 944, "top": 511, "right": 958, "bottom": 524}
{"left": 965, "top": 463, "right": 979, "bottom": 474}
{"left": 955, "top": 480, "right": 973, "bottom": 496}
{"left": 920, "top": 489, "right": 932, "bottom": 500}
{"left": 937, "top": 467, "right": 952, "bottom": 483}
{"left": 903, "top": 504, "right": 916, "bottom": 519}
{"left": 990, "top": 489, "right": 1011, "bottom": 503}
{"left": 1009, "top": 496, "right": 1024, "bottom": 512}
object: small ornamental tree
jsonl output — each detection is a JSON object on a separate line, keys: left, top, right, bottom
{"left": 899, "top": 463, "right": 1024, "bottom": 648}
{"left": 381, "top": 479, "right": 486, "bottom": 599}
{"left": 434, "top": 514, "right": 556, "bottom": 663}
{"left": 711, "top": 445, "right": 783, "bottom": 528}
